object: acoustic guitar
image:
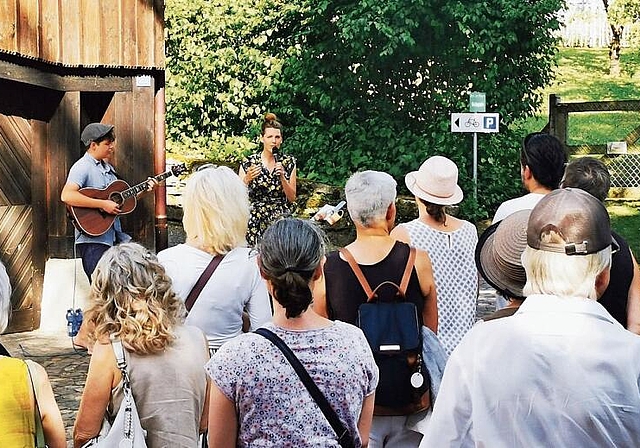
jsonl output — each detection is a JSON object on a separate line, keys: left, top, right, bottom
{"left": 67, "top": 163, "right": 186, "bottom": 236}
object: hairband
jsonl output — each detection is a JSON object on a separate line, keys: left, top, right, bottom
{"left": 283, "top": 266, "right": 309, "bottom": 274}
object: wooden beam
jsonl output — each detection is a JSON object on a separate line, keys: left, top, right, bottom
{"left": 0, "top": 60, "right": 132, "bottom": 91}
{"left": 563, "top": 99, "right": 640, "bottom": 113}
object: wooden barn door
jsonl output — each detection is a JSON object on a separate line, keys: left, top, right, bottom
{"left": 0, "top": 115, "right": 38, "bottom": 332}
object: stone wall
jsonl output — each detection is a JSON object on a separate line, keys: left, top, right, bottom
{"left": 167, "top": 177, "right": 422, "bottom": 249}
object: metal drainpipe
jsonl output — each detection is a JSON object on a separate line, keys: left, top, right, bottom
{"left": 154, "top": 75, "right": 168, "bottom": 251}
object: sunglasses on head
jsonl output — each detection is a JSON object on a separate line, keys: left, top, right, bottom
{"left": 196, "top": 163, "right": 219, "bottom": 172}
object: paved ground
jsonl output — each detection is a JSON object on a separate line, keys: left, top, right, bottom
{"left": 0, "top": 281, "right": 498, "bottom": 446}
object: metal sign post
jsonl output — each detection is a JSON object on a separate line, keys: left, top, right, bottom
{"left": 450, "top": 111, "right": 500, "bottom": 202}
{"left": 473, "top": 131, "right": 478, "bottom": 201}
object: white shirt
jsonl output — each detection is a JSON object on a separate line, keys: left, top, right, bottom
{"left": 158, "top": 245, "right": 272, "bottom": 350}
{"left": 422, "top": 294, "right": 640, "bottom": 448}
{"left": 491, "top": 192, "right": 545, "bottom": 224}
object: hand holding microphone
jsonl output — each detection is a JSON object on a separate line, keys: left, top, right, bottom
{"left": 273, "top": 145, "right": 284, "bottom": 177}
{"left": 274, "top": 162, "right": 284, "bottom": 177}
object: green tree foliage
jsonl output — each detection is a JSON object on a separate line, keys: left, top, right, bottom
{"left": 165, "top": 0, "right": 300, "bottom": 162}
{"left": 165, "top": 0, "right": 564, "bottom": 218}
{"left": 609, "top": 0, "right": 640, "bottom": 22}
{"left": 269, "top": 0, "right": 563, "bottom": 218}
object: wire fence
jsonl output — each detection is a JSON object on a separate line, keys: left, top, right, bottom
{"left": 605, "top": 154, "right": 640, "bottom": 188}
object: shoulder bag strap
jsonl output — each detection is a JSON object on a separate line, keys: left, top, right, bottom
{"left": 25, "top": 362, "right": 46, "bottom": 448}
{"left": 185, "top": 254, "right": 225, "bottom": 313}
{"left": 398, "top": 246, "right": 417, "bottom": 296}
{"left": 110, "top": 337, "right": 140, "bottom": 442}
{"left": 254, "top": 328, "right": 355, "bottom": 448}
{"left": 338, "top": 247, "right": 375, "bottom": 300}
{"left": 110, "top": 337, "right": 130, "bottom": 387}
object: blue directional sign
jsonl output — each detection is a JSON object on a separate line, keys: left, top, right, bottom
{"left": 450, "top": 113, "right": 500, "bottom": 133}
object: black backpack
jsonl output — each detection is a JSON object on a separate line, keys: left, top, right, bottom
{"left": 340, "top": 247, "right": 431, "bottom": 415}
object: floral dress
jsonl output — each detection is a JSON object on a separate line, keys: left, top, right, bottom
{"left": 241, "top": 153, "right": 296, "bottom": 246}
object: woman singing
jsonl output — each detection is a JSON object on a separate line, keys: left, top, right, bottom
{"left": 238, "top": 112, "right": 296, "bottom": 246}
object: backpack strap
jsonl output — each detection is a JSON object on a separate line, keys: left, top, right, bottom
{"left": 339, "top": 246, "right": 417, "bottom": 302}
{"left": 25, "top": 362, "right": 46, "bottom": 448}
{"left": 339, "top": 248, "right": 375, "bottom": 300}
{"left": 399, "top": 247, "right": 417, "bottom": 295}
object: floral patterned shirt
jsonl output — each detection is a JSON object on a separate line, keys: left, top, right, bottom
{"left": 205, "top": 321, "right": 378, "bottom": 447}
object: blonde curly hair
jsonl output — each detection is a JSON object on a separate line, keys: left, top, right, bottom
{"left": 86, "top": 243, "right": 185, "bottom": 354}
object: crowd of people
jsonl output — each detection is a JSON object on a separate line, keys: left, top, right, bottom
{"left": 1, "top": 120, "right": 640, "bottom": 447}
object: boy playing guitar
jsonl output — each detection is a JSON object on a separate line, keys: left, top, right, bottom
{"left": 61, "top": 123, "right": 158, "bottom": 281}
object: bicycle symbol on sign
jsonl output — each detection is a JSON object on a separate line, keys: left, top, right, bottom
{"left": 465, "top": 117, "right": 480, "bottom": 128}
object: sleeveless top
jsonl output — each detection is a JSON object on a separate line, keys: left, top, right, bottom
{"left": 401, "top": 219, "right": 478, "bottom": 355}
{"left": 0, "top": 357, "right": 35, "bottom": 447}
{"left": 109, "top": 325, "right": 209, "bottom": 448}
{"left": 324, "top": 241, "right": 425, "bottom": 325}
{"left": 599, "top": 231, "right": 633, "bottom": 326}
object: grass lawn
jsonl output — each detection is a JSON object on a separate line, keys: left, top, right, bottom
{"left": 519, "top": 47, "right": 640, "bottom": 146}
{"left": 518, "top": 47, "right": 640, "bottom": 257}
{"left": 608, "top": 201, "right": 640, "bottom": 258}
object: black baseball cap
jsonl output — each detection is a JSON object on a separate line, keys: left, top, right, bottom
{"left": 527, "top": 188, "right": 618, "bottom": 255}
{"left": 81, "top": 123, "right": 114, "bottom": 146}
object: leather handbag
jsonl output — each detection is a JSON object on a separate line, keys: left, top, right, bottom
{"left": 81, "top": 337, "right": 147, "bottom": 448}
{"left": 255, "top": 328, "right": 356, "bottom": 448}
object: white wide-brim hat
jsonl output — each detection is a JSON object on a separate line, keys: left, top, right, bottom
{"left": 404, "top": 155, "right": 464, "bottom": 205}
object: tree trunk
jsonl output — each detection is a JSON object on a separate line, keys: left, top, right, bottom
{"left": 609, "top": 24, "right": 623, "bottom": 77}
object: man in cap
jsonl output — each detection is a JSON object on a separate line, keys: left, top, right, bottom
{"left": 561, "top": 156, "right": 640, "bottom": 334}
{"left": 422, "top": 188, "right": 640, "bottom": 447}
{"left": 62, "top": 123, "right": 126, "bottom": 280}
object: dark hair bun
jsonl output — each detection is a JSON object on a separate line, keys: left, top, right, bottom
{"left": 264, "top": 112, "right": 278, "bottom": 122}
{"left": 258, "top": 219, "right": 325, "bottom": 319}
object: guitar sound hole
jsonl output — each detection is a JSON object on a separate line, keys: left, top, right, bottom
{"left": 110, "top": 192, "right": 124, "bottom": 206}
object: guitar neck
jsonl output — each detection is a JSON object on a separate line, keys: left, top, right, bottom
{"left": 119, "top": 170, "right": 173, "bottom": 201}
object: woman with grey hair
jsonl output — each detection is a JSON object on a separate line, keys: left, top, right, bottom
{"left": 206, "top": 218, "right": 378, "bottom": 447}
{"left": 0, "top": 261, "right": 66, "bottom": 447}
{"left": 157, "top": 165, "right": 271, "bottom": 353}
{"left": 314, "top": 171, "right": 438, "bottom": 447}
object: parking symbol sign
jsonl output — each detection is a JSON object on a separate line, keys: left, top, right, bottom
{"left": 484, "top": 116, "right": 497, "bottom": 130}
{"left": 451, "top": 112, "right": 500, "bottom": 133}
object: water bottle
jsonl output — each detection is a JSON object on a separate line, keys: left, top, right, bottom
{"left": 66, "top": 309, "right": 76, "bottom": 337}
{"left": 73, "top": 308, "right": 84, "bottom": 336}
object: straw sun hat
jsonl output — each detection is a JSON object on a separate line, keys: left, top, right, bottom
{"left": 475, "top": 209, "right": 531, "bottom": 300}
{"left": 404, "top": 156, "right": 463, "bottom": 205}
